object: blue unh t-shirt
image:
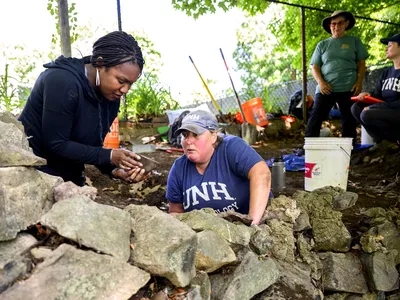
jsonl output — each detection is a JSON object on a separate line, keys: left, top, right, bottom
{"left": 166, "top": 135, "right": 263, "bottom": 214}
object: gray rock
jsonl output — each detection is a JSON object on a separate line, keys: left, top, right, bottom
{"left": 297, "top": 233, "right": 323, "bottom": 281}
{"left": 372, "top": 222, "right": 400, "bottom": 265}
{"left": 41, "top": 196, "right": 131, "bottom": 261}
{"left": 268, "top": 219, "right": 296, "bottom": 262}
{"left": 54, "top": 181, "right": 97, "bottom": 202}
{"left": 30, "top": 247, "right": 53, "bottom": 260}
{"left": 333, "top": 191, "right": 358, "bottom": 211}
{"left": 224, "top": 123, "right": 241, "bottom": 137}
{"left": 318, "top": 252, "right": 368, "bottom": 294}
{"left": 218, "top": 210, "right": 253, "bottom": 226}
{"left": 324, "top": 293, "right": 377, "bottom": 300}
{"left": 363, "top": 156, "right": 371, "bottom": 164}
{"left": 294, "top": 188, "right": 351, "bottom": 252}
{"left": 0, "top": 120, "right": 30, "bottom": 151}
{"left": 0, "top": 112, "right": 25, "bottom": 133}
{"left": 0, "top": 145, "right": 46, "bottom": 167}
{"left": 293, "top": 212, "right": 311, "bottom": 232}
{"left": 362, "top": 251, "right": 399, "bottom": 292}
{"left": 0, "top": 233, "right": 37, "bottom": 267}
{"left": 186, "top": 286, "right": 203, "bottom": 300}
{"left": 363, "top": 207, "right": 396, "bottom": 227}
{"left": 0, "top": 244, "right": 150, "bottom": 300}
{"left": 210, "top": 252, "right": 279, "bottom": 300}
{"left": 190, "top": 271, "right": 211, "bottom": 300}
{"left": 37, "top": 171, "right": 64, "bottom": 210}
{"left": 370, "top": 156, "right": 383, "bottom": 164}
{"left": 177, "top": 209, "right": 251, "bottom": 247}
{"left": 312, "top": 216, "right": 352, "bottom": 252}
{"left": 0, "top": 167, "right": 55, "bottom": 241}
{"left": 125, "top": 204, "right": 197, "bottom": 287}
{"left": 250, "top": 227, "right": 273, "bottom": 255}
{"left": 257, "top": 260, "right": 323, "bottom": 300}
{"left": 0, "top": 257, "right": 31, "bottom": 293}
{"left": 360, "top": 234, "right": 385, "bottom": 254}
{"left": 195, "top": 230, "right": 236, "bottom": 273}
{"left": 241, "top": 123, "right": 257, "bottom": 145}
{"left": 268, "top": 195, "right": 301, "bottom": 224}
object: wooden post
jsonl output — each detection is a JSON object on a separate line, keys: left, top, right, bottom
{"left": 58, "top": 0, "right": 72, "bottom": 57}
{"left": 301, "top": 7, "right": 307, "bottom": 124}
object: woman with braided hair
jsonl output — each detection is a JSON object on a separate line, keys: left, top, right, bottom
{"left": 19, "top": 31, "right": 148, "bottom": 186}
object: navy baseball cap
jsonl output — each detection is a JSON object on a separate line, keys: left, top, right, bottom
{"left": 175, "top": 110, "right": 218, "bottom": 137}
{"left": 380, "top": 33, "right": 400, "bottom": 45}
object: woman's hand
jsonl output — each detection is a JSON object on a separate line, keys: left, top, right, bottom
{"left": 351, "top": 82, "right": 363, "bottom": 96}
{"left": 168, "top": 202, "right": 184, "bottom": 216}
{"left": 112, "top": 167, "right": 150, "bottom": 183}
{"left": 319, "top": 81, "right": 332, "bottom": 95}
{"left": 357, "top": 92, "right": 370, "bottom": 101}
{"left": 111, "top": 149, "right": 143, "bottom": 169}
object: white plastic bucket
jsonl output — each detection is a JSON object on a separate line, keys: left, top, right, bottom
{"left": 304, "top": 137, "right": 353, "bottom": 191}
{"left": 361, "top": 126, "right": 374, "bottom": 145}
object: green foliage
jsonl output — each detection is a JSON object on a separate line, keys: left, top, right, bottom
{"left": 117, "top": 31, "right": 180, "bottom": 119}
{"left": 171, "top": 0, "right": 237, "bottom": 19}
{"left": 0, "top": 46, "right": 41, "bottom": 113}
{"left": 47, "top": 0, "right": 79, "bottom": 45}
{"left": 173, "top": 0, "right": 400, "bottom": 96}
{"left": 123, "top": 72, "right": 179, "bottom": 120}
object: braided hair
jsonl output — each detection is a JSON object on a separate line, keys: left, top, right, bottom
{"left": 90, "top": 31, "right": 145, "bottom": 73}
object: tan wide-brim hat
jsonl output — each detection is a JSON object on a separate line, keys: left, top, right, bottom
{"left": 322, "top": 10, "right": 356, "bottom": 34}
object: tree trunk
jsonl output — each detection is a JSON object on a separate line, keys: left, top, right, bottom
{"left": 58, "top": 0, "right": 72, "bottom": 57}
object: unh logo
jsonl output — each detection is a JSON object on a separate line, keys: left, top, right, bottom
{"left": 184, "top": 114, "right": 200, "bottom": 122}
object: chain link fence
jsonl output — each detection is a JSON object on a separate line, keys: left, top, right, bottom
{"left": 182, "top": 64, "right": 389, "bottom": 116}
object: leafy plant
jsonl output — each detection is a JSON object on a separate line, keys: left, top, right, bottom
{"left": 123, "top": 72, "right": 180, "bottom": 120}
{"left": 0, "top": 46, "right": 40, "bottom": 113}
{"left": 172, "top": 0, "right": 400, "bottom": 98}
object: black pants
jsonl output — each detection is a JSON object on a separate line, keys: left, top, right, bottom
{"left": 351, "top": 102, "right": 400, "bottom": 143}
{"left": 305, "top": 92, "right": 356, "bottom": 140}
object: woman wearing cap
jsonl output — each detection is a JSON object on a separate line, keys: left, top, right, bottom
{"left": 166, "top": 110, "right": 271, "bottom": 225}
{"left": 351, "top": 33, "right": 400, "bottom": 147}
{"left": 18, "top": 31, "right": 148, "bottom": 186}
{"left": 305, "top": 11, "right": 369, "bottom": 141}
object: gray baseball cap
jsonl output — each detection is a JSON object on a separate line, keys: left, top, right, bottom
{"left": 174, "top": 110, "right": 218, "bottom": 137}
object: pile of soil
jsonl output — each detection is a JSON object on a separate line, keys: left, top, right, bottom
{"left": 87, "top": 137, "right": 399, "bottom": 207}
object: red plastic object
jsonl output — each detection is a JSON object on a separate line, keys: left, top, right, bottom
{"left": 351, "top": 96, "right": 384, "bottom": 104}
{"left": 281, "top": 115, "right": 296, "bottom": 123}
{"left": 235, "top": 111, "right": 244, "bottom": 124}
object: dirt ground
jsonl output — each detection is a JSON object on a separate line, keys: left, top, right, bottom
{"left": 86, "top": 123, "right": 400, "bottom": 240}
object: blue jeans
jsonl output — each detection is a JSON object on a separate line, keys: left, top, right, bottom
{"left": 305, "top": 92, "right": 356, "bottom": 140}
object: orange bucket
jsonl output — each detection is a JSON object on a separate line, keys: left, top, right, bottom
{"left": 241, "top": 98, "right": 269, "bottom": 127}
{"left": 103, "top": 117, "right": 120, "bottom": 149}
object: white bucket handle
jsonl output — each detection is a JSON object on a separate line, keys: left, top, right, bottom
{"left": 340, "top": 146, "right": 351, "bottom": 159}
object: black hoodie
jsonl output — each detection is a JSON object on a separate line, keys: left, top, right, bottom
{"left": 19, "top": 56, "right": 120, "bottom": 186}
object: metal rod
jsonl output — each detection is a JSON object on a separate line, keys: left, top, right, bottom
{"left": 117, "top": 0, "right": 122, "bottom": 31}
{"left": 188, "top": 56, "right": 225, "bottom": 118}
{"left": 266, "top": 0, "right": 400, "bottom": 26}
{"left": 219, "top": 48, "right": 247, "bottom": 124}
